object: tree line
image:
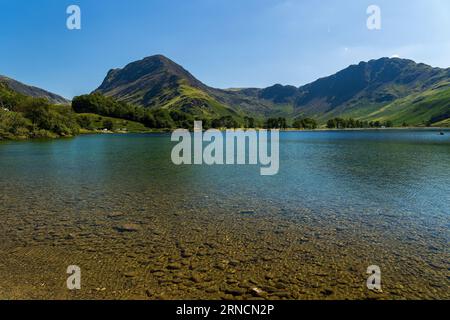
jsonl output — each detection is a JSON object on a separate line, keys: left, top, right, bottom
{"left": 326, "top": 117, "right": 393, "bottom": 129}
{"left": 2, "top": 87, "right": 416, "bottom": 140}
{"left": 71, "top": 95, "right": 323, "bottom": 130}
{"left": 72, "top": 94, "right": 256, "bottom": 130}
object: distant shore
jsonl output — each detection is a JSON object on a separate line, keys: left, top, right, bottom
{"left": 1, "top": 126, "right": 448, "bottom": 142}
{"left": 284, "top": 126, "right": 449, "bottom": 132}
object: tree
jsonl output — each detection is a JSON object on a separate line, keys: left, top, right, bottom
{"left": 244, "top": 116, "right": 255, "bottom": 129}
{"left": 102, "top": 119, "right": 114, "bottom": 131}
{"left": 266, "top": 117, "right": 287, "bottom": 129}
{"left": 0, "top": 109, "right": 31, "bottom": 139}
{"left": 72, "top": 93, "right": 159, "bottom": 128}
{"left": 293, "top": 117, "right": 317, "bottom": 129}
{"left": 212, "top": 116, "right": 238, "bottom": 129}
{"left": 327, "top": 119, "right": 337, "bottom": 129}
{"left": 77, "top": 115, "right": 93, "bottom": 130}
{"left": 153, "top": 110, "right": 174, "bottom": 129}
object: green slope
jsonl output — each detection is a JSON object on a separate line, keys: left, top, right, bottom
{"left": 433, "top": 118, "right": 450, "bottom": 127}
{"left": 77, "top": 113, "right": 152, "bottom": 133}
{"left": 0, "top": 83, "right": 80, "bottom": 139}
{"left": 363, "top": 83, "right": 450, "bottom": 126}
{"left": 157, "top": 81, "right": 240, "bottom": 119}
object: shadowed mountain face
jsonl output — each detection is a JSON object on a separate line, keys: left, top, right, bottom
{"left": 286, "top": 58, "right": 450, "bottom": 120}
{"left": 94, "top": 55, "right": 450, "bottom": 125}
{"left": 95, "top": 55, "right": 207, "bottom": 105}
{"left": 0, "top": 76, "right": 69, "bottom": 105}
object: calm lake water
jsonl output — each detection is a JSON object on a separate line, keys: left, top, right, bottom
{"left": 0, "top": 129, "right": 449, "bottom": 299}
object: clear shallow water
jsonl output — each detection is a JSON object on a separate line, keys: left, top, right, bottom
{"left": 0, "top": 130, "right": 449, "bottom": 299}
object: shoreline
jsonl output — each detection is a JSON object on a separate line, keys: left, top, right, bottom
{"left": 284, "top": 127, "right": 449, "bottom": 132}
{"left": 1, "top": 126, "right": 448, "bottom": 142}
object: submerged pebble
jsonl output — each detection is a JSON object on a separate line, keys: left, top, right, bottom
{"left": 114, "top": 223, "right": 141, "bottom": 232}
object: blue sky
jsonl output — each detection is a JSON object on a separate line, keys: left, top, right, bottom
{"left": 0, "top": 0, "right": 449, "bottom": 99}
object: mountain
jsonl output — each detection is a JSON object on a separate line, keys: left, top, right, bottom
{"left": 0, "top": 75, "right": 69, "bottom": 105}
{"left": 257, "top": 58, "right": 450, "bottom": 122}
{"left": 94, "top": 55, "right": 238, "bottom": 119}
{"left": 94, "top": 55, "right": 450, "bottom": 126}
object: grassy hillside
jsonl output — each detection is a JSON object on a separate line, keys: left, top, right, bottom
{"left": 0, "top": 83, "right": 80, "bottom": 140}
{"left": 157, "top": 82, "right": 242, "bottom": 120}
{"left": 363, "top": 83, "right": 450, "bottom": 126}
{"left": 433, "top": 118, "right": 450, "bottom": 127}
{"left": 77, "top": 113, "right": 152, "bottom": 133}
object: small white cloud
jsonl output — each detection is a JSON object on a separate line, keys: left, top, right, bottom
{"left": 390, "top": 54, "right": 400, "bottom": 58}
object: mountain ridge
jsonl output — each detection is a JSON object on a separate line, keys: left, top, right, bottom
{"left": 0, "top": 75, "right": 69, "bottom": 105}
{"left": 92, "top": 54, "right": 450, "bottom": 125}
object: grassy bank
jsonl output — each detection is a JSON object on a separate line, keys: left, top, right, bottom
{"left": 76, "top": 113, "right": 153, "bottom": 133}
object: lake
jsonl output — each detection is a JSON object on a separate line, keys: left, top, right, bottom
{"left": 0, "top": 129, "right": 449, "bottom": 299}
